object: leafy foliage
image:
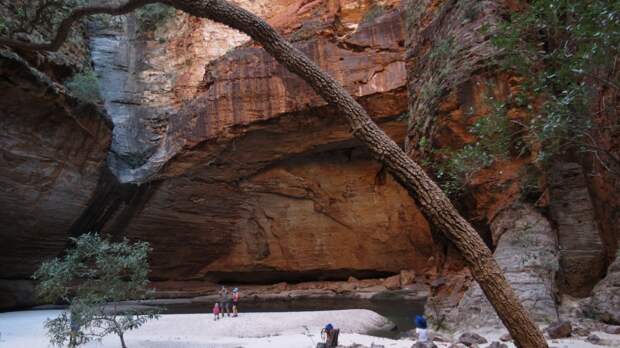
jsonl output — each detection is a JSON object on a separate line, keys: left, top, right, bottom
{"left": 361, "top": 4, "right": 388, "bottom": 24}
{"left": 135, "top": 4, "right": 175, "bottom": 32}
{"left": 489, "top": 0, "right": 620, "bottom": 164}
{"left": 1, "top": 1, "right": 89, "bottom": 39}
{"left": 433, "top": 98, "right": 513, "bottom": 195}
{"left": 431, "top": 0, "right": 620, "bottom": 196}
{"left": 33, "top": 233, "right": 159, "bottom": 347}
{"left": 64, "top": 69, "right": 101, "bottom": 103}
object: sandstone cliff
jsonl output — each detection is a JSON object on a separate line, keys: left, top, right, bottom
{"left": 0, "top": 0, "right": 617, "bottom": 323}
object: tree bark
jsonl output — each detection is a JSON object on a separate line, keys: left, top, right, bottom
{"left": 0, "top": 1, "right": 548, "bottom": 347}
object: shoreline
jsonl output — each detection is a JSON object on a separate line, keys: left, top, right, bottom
{"left": 2, "top": 309, "right": 619, "bottom": 348}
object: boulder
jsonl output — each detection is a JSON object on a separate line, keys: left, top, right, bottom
{"left": 545, "top": 321, "right": 572, "bottom": 339}
{"left": 572, "top": 326, "right": 591, "bottom": 336}
{"left": 586, "top": 256, "right": 620, "bottom": 325}
{"left": 383, "top": 275, "right": 402, "bottom": 290}
{"left": 458, "top": 332, "right": 487, "bottom": 346}
{"left": 400, "top": 270, "right": 416, "bottom": 285}
{"left": 488, "top": 342, "right": 508, "bottom": 348}
{"left": 586, "top": 334, "right": 602, "bottom": 345}
{"left": 603, "top": 325, "right": 620, "bottom": 335}
{"left": 499, "top": 333, "right": 512, "bottom": 342}
{"left": 411, "top": 342, "right": 437, "bottom": 348}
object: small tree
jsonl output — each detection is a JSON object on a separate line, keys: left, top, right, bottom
{"left": 33, "top": 233, "right": 160, "bottom": 348}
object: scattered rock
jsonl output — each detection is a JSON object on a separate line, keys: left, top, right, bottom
{"left": 488, "top": 342, "right": 508, "bottom": 348}
{"left": 499, "top": 333, "right": 512, "bottom": 342}
{"left": 383, "top": 275, "right": 401, "bottom": 290}
{"left": 432, "top": 334, "right": 450, "bottom": 342}
{"left": 447, "top": 344, "right": 467, "bottom": 348}
{"left": 458, "top": 332, "right": 488, "bottom": 346}
{"left": 572, "top": 326, "right": 590, "bottom": 336}
{"left": 586, "top": 334, "right": 602, "bottom": 344}
{"left": 411, "top": 342, "right": 437, "bottom": 348}
{"left": 604, "top": 325, "right": 620, "bottom": 335}
{"left": 586, "top": 256, "right": 620, "bottom": 325}
{"left": 400, "top": 270, "right": 416, "bottom": 285}
{"left": 546, "top": 320, "right": 572, "bottom": 339}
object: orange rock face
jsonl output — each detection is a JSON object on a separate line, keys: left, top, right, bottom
{"left": 110, "top": 7, "right": 439, "bottom": 283}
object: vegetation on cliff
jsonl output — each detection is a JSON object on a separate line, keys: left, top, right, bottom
{"left": 429, "top": 0, "right": 620, "bottom": 196}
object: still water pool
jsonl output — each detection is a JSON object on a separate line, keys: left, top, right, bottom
{"left": 162, "top": 297, "right": 426, "bottom": 338}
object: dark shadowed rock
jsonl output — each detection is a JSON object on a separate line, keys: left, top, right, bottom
{"left": 411, "top": 342, "right": 437, "bottom": 348}
{"left": 546, "top": 321, "right": 572, "bottom": 339}
{"left": 586, "top": 256, "right": 620, "bottom": 325}
{"left": 586, "top": 334, "right": 602, "bottom": 344}
{"left": 604, "top": 325, "right": 620, "bottom": 335}
{"left": 499, "top": 333, "right": 512, "bottom": 342}
{"left": 488, "top": 342, "right": 508, "bottom": 348}
{"left": 572, "top": 326, "right": 591, "bottom": 336}
{"left": 458, "top": 332, "right": 487, "bottom": 346}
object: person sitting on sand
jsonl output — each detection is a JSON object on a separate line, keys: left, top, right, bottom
{"left": 319, "top": 323, "right": 339, "bottom": 348}
{"left": 415, "top": 315, "right": 429, "bottom": 342}
{"left": 219, "top": 286, "right": 231, "bottom": 317}
{"left": 213, "top": 302, "right": 221, "bottom": 321}
{"left": 232, "top": 287, "right": 240, "bottom": 317}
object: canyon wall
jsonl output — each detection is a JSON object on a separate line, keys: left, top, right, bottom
{"left": 0, "top": 0, "right": 617, "bottom": 320}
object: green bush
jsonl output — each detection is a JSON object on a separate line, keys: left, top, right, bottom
{"left": 136, "top": 4, "right": 175, "bottom": 32}
{"left": 64, "top": 70, "right": 101, "bottom": 103}
{"left": 34, "top": 233, "right": 160, "bottom": 348}
{"left": 361, "top": 4, "right": 387, "bottom": 24}
{"left": 487, "top": 0, "right": 620, "bottom": 166}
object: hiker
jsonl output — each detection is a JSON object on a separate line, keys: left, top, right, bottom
{"left": 415, "top": 315, "right": 429, "bottom": 342}
{"left": 69, "top": 312, "right": 81, "bottom": 347}
{"left": 213, "top": 302, "right": 221, "bottom": 321}
{"left": 218, "top": 286, "right": 231, "bottom": 317}
{"left": 317, "top": 323, "right": 339, "bottom": 348}
{"left": 232, "top": 287, "right": 240, "bottom": 317}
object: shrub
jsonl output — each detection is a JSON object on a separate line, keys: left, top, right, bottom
{"left": 135, "top": 4, "right": 175, "bottom": 32}
{"left": 361, "top": 4, "right": 387, "bottom": 24}
{"left": 33, "top": 233, "right": 160, "bottom": 348}
{"left": 487, "top": 0, "right": 620, "bottom": 167}
{"left": 64, "top": 70, "right": 101, "bottom": 103}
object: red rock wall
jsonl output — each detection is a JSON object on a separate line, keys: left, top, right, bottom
{"left": 108, "top": 5, "right": 439, "bottom": 283}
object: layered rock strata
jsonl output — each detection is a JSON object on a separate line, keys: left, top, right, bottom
{"left": 586, "top": 255, "right": 620, "bottom": 325}
{"left": 0, "top": 50, "right": 112, "bottom": 308}
{"left": 550, "top": 162, "right": 607, "bottom": 297}
{"left": 101, "top": 7, "right": 439, "bottom": 283}
{"left": 448, "top": 204, "right": 559, "bottom": 329}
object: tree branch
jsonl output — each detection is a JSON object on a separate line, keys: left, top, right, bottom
{"left": 0, "top": 0, "right": 158, "bottom": 51}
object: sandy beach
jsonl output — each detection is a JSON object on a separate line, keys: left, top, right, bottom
{"left": 1, "top": 309, "right": 619, "bottom": 348}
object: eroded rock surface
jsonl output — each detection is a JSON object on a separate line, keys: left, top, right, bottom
{"left": 448, "top": 204, "right": 559, "bottom": 329}
{"left": 586, "top": 256, "right": 620, "bottom": 325}
{"left": 550, "top": 162, "right": 607, "bottom": 297}
{"left": 0, "top": 50, "right": 111, "bottom": 307}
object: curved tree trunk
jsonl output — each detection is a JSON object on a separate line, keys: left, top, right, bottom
{"left": 0, "top": 1, "right": 548, "bottom": 347}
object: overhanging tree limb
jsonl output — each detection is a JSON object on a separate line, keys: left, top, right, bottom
{"left": 1, "top": 1, "right": 548, "bottom": 347}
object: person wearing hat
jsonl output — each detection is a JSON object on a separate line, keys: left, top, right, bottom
{"left": 414, "top": 315, "right": 429, "bottom": 342}
{"left": 232, "top": 287, "right": 240, "bottom": 317}
{"left": 320, "top": 323, "right": 339, "bottom": 348}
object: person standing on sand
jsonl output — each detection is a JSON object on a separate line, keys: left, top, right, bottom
{"left": 219, "top": 286, "right": 231, "bottom": 317}
{"left": 232, "top": 288, "right": 240, "bottom": 317}
{"left": 213, "top": 302, "right": 221, "bottom": 321}
{"left": 415, "top": 315, "right": 429, "bottom": 342}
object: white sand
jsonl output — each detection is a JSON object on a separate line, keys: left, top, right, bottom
{"left": 1, "top": 310, "right": 618, "bottom": 348}
{"left": 0, "top": 309, "right": 416, "bottom": 348}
